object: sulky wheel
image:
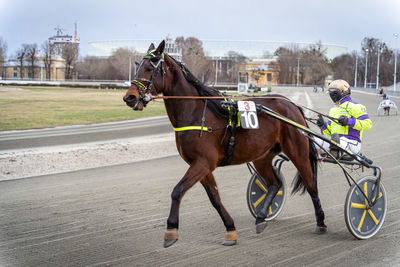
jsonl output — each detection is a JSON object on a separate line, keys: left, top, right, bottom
{"left": 246, "top": 167, "right": 286, "bottom": 221}
{"left": 344, "top": 176, "right": 387, "bottom": 239}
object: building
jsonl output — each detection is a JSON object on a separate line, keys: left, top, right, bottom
{"left": 49, "top": 23, "right": 80, "bottom": 55}
{"left": 1, "top": 24, "right": 80, "bottom": 81}
{"left": 245, "top": 57, "right": 279, "bottom": 87}
{"left": 3, "top": 56, "right": 67, "bottom": 80}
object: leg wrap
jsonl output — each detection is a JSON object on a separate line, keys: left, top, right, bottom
{"left": 311, "top": 196, "right": 326, "bottom": 227}
{"left": 164, "top": 228, "right": 179, "bottom": 240}
{"left": 257, "top": 184, "right": 279, "bottom": 219}
{"left": 225, "top": 230, "right": 238, "bottom": 241}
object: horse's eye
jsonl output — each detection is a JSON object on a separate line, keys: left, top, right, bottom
{"left": 145, "top": 67, "right": 153, "bottom": 72}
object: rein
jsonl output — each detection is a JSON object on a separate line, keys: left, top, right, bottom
{"left": 153, "top": 94, "right": 336, "bottom": 122}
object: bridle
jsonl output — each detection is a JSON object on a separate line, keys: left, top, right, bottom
{"left": 131, "top": 49, "right": 165, "bottom": 107}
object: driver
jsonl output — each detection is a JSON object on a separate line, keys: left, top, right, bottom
{"left": 316, "top": 79, "right": 372, "bottom": 158}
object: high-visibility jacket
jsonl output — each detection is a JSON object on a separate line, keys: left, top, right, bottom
{"left": 321, "top": 96, "right": 372, "bottom": 142}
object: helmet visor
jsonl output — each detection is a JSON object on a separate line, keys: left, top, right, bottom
{"left": 329, "top": 88, "right": 342, "bottom": 103}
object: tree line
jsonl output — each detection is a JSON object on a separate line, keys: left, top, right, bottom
{"left": 0, "top": 37, "right": 78, "bottom": 80}
{"left": 1, "top": 35, "right": 398, "bottom": 87}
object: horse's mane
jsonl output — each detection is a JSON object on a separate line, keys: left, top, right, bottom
{"left": 168, "top": 55, "right": 229, "bottom": 119}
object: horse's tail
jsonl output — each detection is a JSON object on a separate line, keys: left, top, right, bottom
{"left": 291, "top": 109, "right": 319, "bottom": 195}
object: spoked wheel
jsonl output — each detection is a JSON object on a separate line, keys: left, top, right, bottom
{"left": 246, "top": 167, "right": 286, "bottom": 221}
{"left": 344, "top": 176, "right": 387, "bottom": 239}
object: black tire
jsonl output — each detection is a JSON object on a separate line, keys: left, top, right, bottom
{"left": 344, "top": 176, "right": 387, "bottom": 239}
{"left": 246, "top": 167, "right": 286, "bottom": 221}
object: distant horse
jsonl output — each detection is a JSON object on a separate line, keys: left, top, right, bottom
{"left": 123, "top": 41, "right": 326, "bottom": 247}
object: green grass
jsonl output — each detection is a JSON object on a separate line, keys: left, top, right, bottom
{"left": 0, "top": 86, "right": 167, "bottom": 131}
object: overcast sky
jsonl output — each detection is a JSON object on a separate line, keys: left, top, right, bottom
{"left": 1, "top": 0, "right": 399, "bottom": 57}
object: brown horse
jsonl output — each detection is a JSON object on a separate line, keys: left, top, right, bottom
{"left": 123, "top": 41, "right": 326, "bottom": 248}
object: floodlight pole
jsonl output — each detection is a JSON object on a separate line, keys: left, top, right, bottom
{"left": 128, "top": 56, "right": 132, "bottom": 83}
{"left": 394, "top": 34, "right": 398, "bottom": 91}
{"left": 354, "top": 55, "right": 358, "bottom": 87}
{"left": 376, "top": 42, "right": 381, "bottom": 90}
{"left": 296, "top": 58, "right": 300, "bottom": 86}
{"left": 364, "top": 49, "right": 369, "bottom": 88}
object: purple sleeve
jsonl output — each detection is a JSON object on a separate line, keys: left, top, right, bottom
{"left": 347, "top": 118, "right": 356, "bottom": 127}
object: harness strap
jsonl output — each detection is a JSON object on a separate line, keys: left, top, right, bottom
{"left": 174, "top": 126, "right": 210, "bottom": 132}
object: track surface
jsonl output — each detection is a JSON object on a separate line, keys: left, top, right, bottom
{"left": 0, "top": 116, "right": 171, "bottom": 150}
{"left": 1, "top": 88, "right": 400, "bottom": 266}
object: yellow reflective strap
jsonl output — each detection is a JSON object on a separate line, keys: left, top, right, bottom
{"left": 253, "top": 194, "right": 266, "bottom": 208}
{"left": 367, "top": 210, "right": 379, "bottom": 225}
{"left": 255, "top": 179, "right": 267, "bottom": 192}
{"left": 357, "top": 210, "right": 367, "bottom": 232}
{"left": 173, "top": 126, "right": 209, "bottom": 132}
{"left": 351, "top": 203, "right": 366, "bottom": 209}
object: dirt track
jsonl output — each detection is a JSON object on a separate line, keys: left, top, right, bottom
{"left": 1, "top": 88, "right": 400, "bottom": 266}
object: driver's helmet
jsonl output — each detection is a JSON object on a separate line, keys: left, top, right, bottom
{"left": 328, "top": 79, "right": 351, "bottom": 103}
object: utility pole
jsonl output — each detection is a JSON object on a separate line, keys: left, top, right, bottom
{"left": 296, "top": 58, "right": 300, "bottom": 86}
{"left": 364, "top": 49, "right": 369, "bottom": 88}
{"left": 215, "top": 59, "right": 218, "bottom": 85}
{"left": 376, "top": 42, "right": 381, "bottom": 90}
{"left": 354, "top": 55, "right": 358, "bottom": 88}
{"left": 394, "top": 34, "right": 398, "bottom": 91}
{"left": 128, "top": 56, "right": 132, "bottom": 82}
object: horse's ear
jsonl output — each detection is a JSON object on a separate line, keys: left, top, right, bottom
{"left": 155, "top": 40, "right": 165, "bottom": 55}
{"left": 147, "top": 43, "right": 155, "bottom": 53}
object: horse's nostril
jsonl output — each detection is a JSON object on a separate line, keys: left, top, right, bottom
{"left": 123, "top": 95, "right": 136, "bottom": 103}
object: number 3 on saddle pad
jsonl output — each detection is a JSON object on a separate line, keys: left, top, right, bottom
{"left": 238, "top": 101, "right": 259, "bottom": 129}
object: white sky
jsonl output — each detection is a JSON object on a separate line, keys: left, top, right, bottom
{"left": 0, "top": 0, "right": 399, "bottom": 57}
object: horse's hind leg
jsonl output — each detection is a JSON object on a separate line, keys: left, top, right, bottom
{"left": 252, "top": 152, "right": 282, "bottom": 233}
{"left": 285, "top": 142, "right": 327, "bottom": 234}
{"left": 200, "top": 173, "right": 237, "bottom": 246}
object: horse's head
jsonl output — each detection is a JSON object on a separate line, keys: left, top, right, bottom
{"left": 123, "top": 40, "right": 166, "bottom": 110}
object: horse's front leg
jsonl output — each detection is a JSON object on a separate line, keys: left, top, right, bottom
{"left": 201, "top": 173, "right": 237, "bottom": 246}
{"left": 164, "top": 160, "right": 210, "bottom": 248}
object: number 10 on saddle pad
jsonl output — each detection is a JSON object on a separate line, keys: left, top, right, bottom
{"left": 238, "top": 101, "right": 259, "bottom": 129}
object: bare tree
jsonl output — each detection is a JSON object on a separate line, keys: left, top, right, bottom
{"left": 0, "top": 37, "right": 7, "bottom": 78}
{"left": 331, "top": 53, "right": 356, "bottom": 84}
{"left": 360, "top": 37, "right": 394, "bottom": 87}
{"left": 42, "top": 41, "right": 55, "bottom": 80}
{"left": 274, "top": 45, "right": 301, "bottom": 84}
{"left": 26, "top": 44, "right": 39, "bottom": 79}
{"left": 274, "top": 42, "right": 330, "bottom": 85}
{"left": 61, "top": 43, "right": 79, "bottom": 80}
{"left": 77, "top": 56, "right": 110, "bottom": 80}
{"left": 16, "top": 44, "right": 29, "bottom": 79}
{"left": 225, "top": 51, "right": 247, "bottom": 83}
{"left": 175, "top": 36, "right": 213, "bottom": 82}
{"left": 108, "top": 48, "right": 136, "bottom": 80}
{"left": 302, "top": 42, "right": 331, "bottom": 85}
{"left": 331, "top": 37, "right": 395, "bottom": 87}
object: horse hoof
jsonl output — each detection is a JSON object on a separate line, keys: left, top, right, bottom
{"left": 222, "top": 239, "right": 237, "bottom": 246}
{"left": 164, "top": 238, "right": 178, "bottom": 248}
{"left": 164, "top": 228, "right": 179, "bottom": 248}
{"left": 223, "top": 230, "right": 238, "bottom": 246}
{"left": 315, "top": 226, "right": 327, "bottom": 234}
{"left": 255, "top": 221, "right": 267, "bottom": 234}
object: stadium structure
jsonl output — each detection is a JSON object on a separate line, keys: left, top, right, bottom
{"left": 87, "top": 35, "right": 347, "bottom": 87}
{"left": 88, "top": 36, "right": 347, "bottom": 60}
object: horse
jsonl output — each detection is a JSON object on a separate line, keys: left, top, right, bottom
{"left": 123, "top": 40, "right": 326, "bottom": 248}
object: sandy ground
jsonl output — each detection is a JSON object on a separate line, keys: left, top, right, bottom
{"left": 1, "top": 88, "right": 400, "bottom": 266}
{"left": 0, "top": 133, "right": 177, "bottom": 181}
